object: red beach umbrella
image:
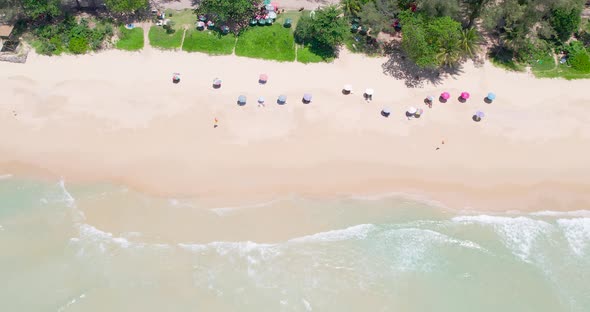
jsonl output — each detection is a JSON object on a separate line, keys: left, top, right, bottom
{"left": 441, "top": 92, "right": 450, "bottom": 100}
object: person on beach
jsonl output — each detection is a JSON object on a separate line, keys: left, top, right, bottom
{"left": 214, "top": 117, "right": 218, "bottom": 128}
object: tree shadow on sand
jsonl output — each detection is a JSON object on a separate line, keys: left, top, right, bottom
{"left": 381, "top": 44, "right": 464, "bottom": 88}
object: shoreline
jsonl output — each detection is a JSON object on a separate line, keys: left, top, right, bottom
{"left": 1, "top": 49, "right": 590, "bottom": 213}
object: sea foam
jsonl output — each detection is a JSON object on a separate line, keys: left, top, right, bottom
{"left": 451, "top": 215, "right": 553, "bottom": 262}
{"left": 557, "top": 218, "right": 590, "bottom": 256}
{"left": 289, "top": 224, "right": 376, "bottom": 243}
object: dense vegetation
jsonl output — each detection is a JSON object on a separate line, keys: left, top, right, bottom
{"left": 195, "top": 0, "right": 262, "bottom": 34}
{"left": 294, "top": 6, "right": 348, "bottom": 59}
{"left": 33, "top": 16, "right": 113, "bottom": 55}
{"left": 1, "top": 0, "right": 149, "bottom": 55}
{"left": 343, "top": 0, "right": 590, "bottom": 76}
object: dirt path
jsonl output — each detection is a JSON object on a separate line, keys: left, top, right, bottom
{"left": 138, "top": 22, "right": 152, "bottom": 48}
{"left": 180, "top": 27, "right": 188, "bottom": 50}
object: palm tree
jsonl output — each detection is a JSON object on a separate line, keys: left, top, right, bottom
{"left": 437, "top": 45, "right": 462, "bottom": 67}
{"left": 459, "top": 27, "right": 480, "bottom": 58}
{"left": 341, "top": 0, "right": 363, "bottom": 17}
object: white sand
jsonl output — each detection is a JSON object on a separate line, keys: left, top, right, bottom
{"left": 1, "top": 48, "right": 589, "bottom": 212}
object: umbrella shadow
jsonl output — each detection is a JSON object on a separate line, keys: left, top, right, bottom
{"left": 342, "top": 89, "right": 351, "bottom": 95}
{"left": 237, "top": 101, "right": 246, "bottom": 106}
{"left": 302, "top": 99, "right": 311, "bottom": 104}
{"left": 381, "top": 43, "right": 464, "bottom": 88}
{"left": 424, "top": 98, "right": 433, "bottom": 108}
{"left": 458, "top": 97, "right": 467, "bottom": 103}
{"left": 484, "top": 97, "right": 493, "bottom": 104}
{"left": 381, "top": 110, "right": 390, "bottom": 118}
{"left": 439, "top": 96, "right": 448, "bottom": 103}
{"left": 472, "top": 115, "right": 481, "bottom": 122}
{"left": 212, "top": 84, "right": 221, "bottom": 89}
{"left": 259, "top": 80, "right": 267, "bottom": 85}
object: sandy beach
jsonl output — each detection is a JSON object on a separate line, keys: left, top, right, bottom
{"left": 1, "top": 47, "right": 590, "bottom": 213}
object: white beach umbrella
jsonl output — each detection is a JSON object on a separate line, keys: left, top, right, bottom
{"left": 365, "top": 88, "right": 374, "bottom": 96}
{"left": 343, "top": 84, "right": 352, "bottom": 92}
{"left": 407, "top": 107, "right": 417, "bottom": 114}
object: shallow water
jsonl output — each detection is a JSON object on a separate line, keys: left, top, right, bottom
{"left": 0, "top": 177, "right": 588, "bottom": 311}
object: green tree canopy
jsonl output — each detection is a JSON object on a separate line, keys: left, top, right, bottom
{"left": 294, "top": 6, "right": 348, "bottom": 58}
{"left": 399, "top": 11, "right": 466, "bottom": 68}
{"left": 357, "top": 0, "right": 399, "bottom": 34}
{"left": 20, "top": 0, "right": 61, "bottom": 20}
{"left": 550, "top": 6, "right": 582, "bottom": 42}
{"left": 103, "top": 0, "right": 149, "bottom": 14}
{"left": 196, "top": 0, "right": 262, "bottom": 34}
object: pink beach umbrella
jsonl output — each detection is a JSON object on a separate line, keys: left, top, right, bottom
{"left": 460, "top": 92, "right": 470, "bottom": 100}
{"left": 441, "top": 92, "right": 450, "bottom": 100}
{"left": 259, "top": 74, "right": 268, "bottom": 83}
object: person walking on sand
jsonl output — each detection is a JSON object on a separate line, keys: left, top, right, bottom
{"left": 214, "top": 117, "right": 219, "bottom": 128}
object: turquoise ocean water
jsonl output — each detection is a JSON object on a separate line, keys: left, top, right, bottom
{"left": 0, "top": 176, "right": 589, "bottom": 311}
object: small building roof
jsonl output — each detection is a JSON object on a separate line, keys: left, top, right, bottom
{"left": 0, "top": 25, "right": 14, "bottom": 38}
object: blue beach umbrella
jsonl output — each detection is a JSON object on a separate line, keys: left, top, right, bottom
{"left": 487, "top": 92, "right": 496, "bottom": 101}
{"left": 238, "top": 95, "right": 247, "bottom": 105}
{"left": 303, "top": 93, "right": 312, "bottom": 103}
{"left": 277, "top": 95, "right": 287, "bottom": 104}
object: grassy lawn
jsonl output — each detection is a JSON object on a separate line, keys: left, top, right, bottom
{"left": 488, "top": 49, "right": 526, "bottom": 72}
{"left": 115, "top": 26, "right": 144, "bottom": 51}
{"left": 275, "top": 10, "right": 307, "bottom": 28}
{"left": 182, "top": 29, "right": 235, "bottom": 55}
{"left": 165, "top": 9, "right": 196, "bottom": 27}
{"left": 297, "top": 45, "right": 334, "bottom": 63}
{"left": 235, "top": 23, "right": 295, "bottom": 61}
{"left": 533, "top": 62, "right": 590, "bottom": 80}
{"left": 148, "top": 26, "right": 183, "bottom": 49}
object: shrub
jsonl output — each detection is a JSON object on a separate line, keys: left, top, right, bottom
{"left": 68, "top": 36, "right": 89, "bottom": 54}
{"left": 37, "top": 40, "right": 57, "bottom": 55}
{"left": 551, "top": 7, "right": 582, "bottom": 42}
{"left": 569, "top": 49, "right": 590, "bottom": 73}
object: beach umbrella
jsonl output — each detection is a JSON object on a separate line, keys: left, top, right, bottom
{"left": 381, "top": 107, "right": 391, "bottom": 117}
{"left": 414, "top": 108, "right": 424, "bottom": 118}
{"left": 344, "top": 85, "right": 352, "bottom": 91}
{"left": 486, "top": 92, "right": 496, "bottom": 101}
{"left": 460, "top": 92, "right": 470, "bottom": 100}
{"left": 427, "top": 95, "right": 434, "bottom": 102}
{"left": 303, "top": 93, "right": 312, "bottom": 103}
{"left": 265, "top": 4, "right": 275, "bottom": 11}
{"left": 441, "top": 92, "right": 450, "bottom": 100}
{"left": 407, "top": 107, "right": 417, "bottom": 114}
{"left": 213, "top": 78, "right": 222, "bottom": 88}
{"left": 277, "top": 95, "right": 287, "bottom": 104}
{"left": 258, "top": 96, "right": 265, "bottom": 103}
{"left": 238, "top": 95, "right": 247, "bottom": 105}
{"left": 365, "top": 88, "right": 374, "bottom": 96}
{"left": 268, "top": 12, "right": 277, "bottom": 19}
{"left": 473, "top": 111, "right": 485, "bottom": 122}
{"left": 259, "top": 74, "right": 268, "bottom": 83}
